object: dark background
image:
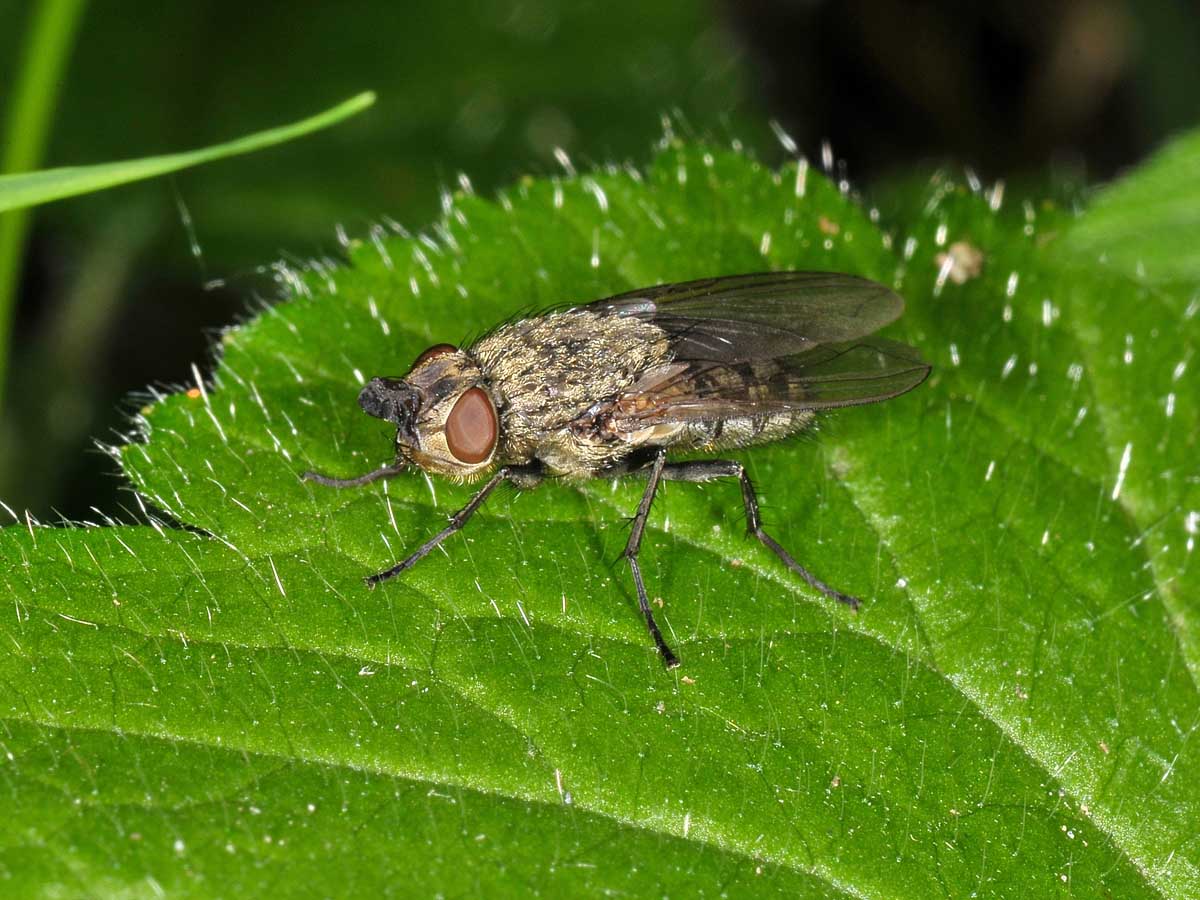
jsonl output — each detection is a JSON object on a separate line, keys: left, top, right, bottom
{"left": 2, "top": 0, "right": 1197, "bottom": 522}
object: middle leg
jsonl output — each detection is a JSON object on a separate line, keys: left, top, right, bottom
{"left": 623, "top": 450, "right": 680, "bottom": 668}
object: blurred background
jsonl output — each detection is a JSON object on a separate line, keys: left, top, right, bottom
{"left": 1, "top": 0, "right": 1197, "bottom": 522}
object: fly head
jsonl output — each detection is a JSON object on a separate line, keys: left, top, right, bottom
{"left": 362, "top": 344, "right": 500, "bottom": 480}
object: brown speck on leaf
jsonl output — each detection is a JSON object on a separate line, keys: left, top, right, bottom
{"left": 818, "top": 216, "right": 840, "bottom": 236}
{"left": 935, "top": 241, "right": 984, "bottom": 284}
{"left": 1099, "top": 741, "right": 1110, "bottom": 754}
{"left": 729, "top": 558, "right": 744, "bottom": 568}
{"left": 186, "top": 387, "right": 202, "bottom": 399}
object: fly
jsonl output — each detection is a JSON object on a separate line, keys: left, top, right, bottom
{"left": 304, "top": 272, "right": 931, "bottom": 668}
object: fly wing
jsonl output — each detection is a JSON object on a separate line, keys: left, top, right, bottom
{"left": 583, "top": 271, "right": 905, "bottom": 363}
{"left": 580, "top": 272, "right": 929, "bottom": 432}
{"left": 608, "top": 338, "right": 930, "bottom": 434}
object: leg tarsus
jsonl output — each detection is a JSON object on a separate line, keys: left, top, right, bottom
{"left": 749, "top": 528, "right": 860, "bottom": 609}
{"left": 623, "top": 450, "right": 681, "bottom": 668}
{"left": 626, "top": 553, "right": 681, "bottom": 669}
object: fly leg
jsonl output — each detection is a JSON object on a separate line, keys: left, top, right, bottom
{"left": 364, "top": 465, "right": 539, "bottom": 586}
{"left": 661, "top": 460, "right": 860, "bottom": 610}
{"left": 302, "top": 462, "right": 407, "bottom": 488}
{"left": 623, "top": 450, "right": 680, "bottom": 669}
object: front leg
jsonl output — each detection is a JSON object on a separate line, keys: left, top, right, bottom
{"left": 302, "top": 461, "right": 406, "bottom": 488}
{"left": 661, "top": 459, "right": 860, "bottom": 609}
{"left": 365, "top": 464, "right": 542, "bottom": 586}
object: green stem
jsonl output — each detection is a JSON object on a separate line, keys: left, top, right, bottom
{"left": 0, "top": 0, "right": 89, "bottom": 409}
{"left": 0, "top": 92, "right": 377, "bottom": 215}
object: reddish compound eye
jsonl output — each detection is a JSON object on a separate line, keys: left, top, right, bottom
{"left": 444, "top": 387, "right": 497, "bottom": 464}
{"left": 413, "top": 343, "right": 457, "bottom": 367}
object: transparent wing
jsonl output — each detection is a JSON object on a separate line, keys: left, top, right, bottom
{"left": 605, "top": 339, "right": 930, "bottom": 431}
{"left": 584, "top": 271, "right": 906, "bottom": 363}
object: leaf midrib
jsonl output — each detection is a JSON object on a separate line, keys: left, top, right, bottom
{"left": 572, "top": 397, "right": 1175, "bottom": 898}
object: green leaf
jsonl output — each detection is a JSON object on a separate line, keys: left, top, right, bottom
{"left": 0, "top": 91, "right": 375, "bottom": 214}
{"left": 1064, "top": 124, "right": 1200, "bottom": 283}
{"left": 2, "top": 144, "right": 1197, "bottom": 897}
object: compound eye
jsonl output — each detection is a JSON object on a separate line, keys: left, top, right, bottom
{"left": 413, "top": 343, "right": 457, "bottom": 368}
{"left": 444, "top": 387, "right": 498, "bottom": 465}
